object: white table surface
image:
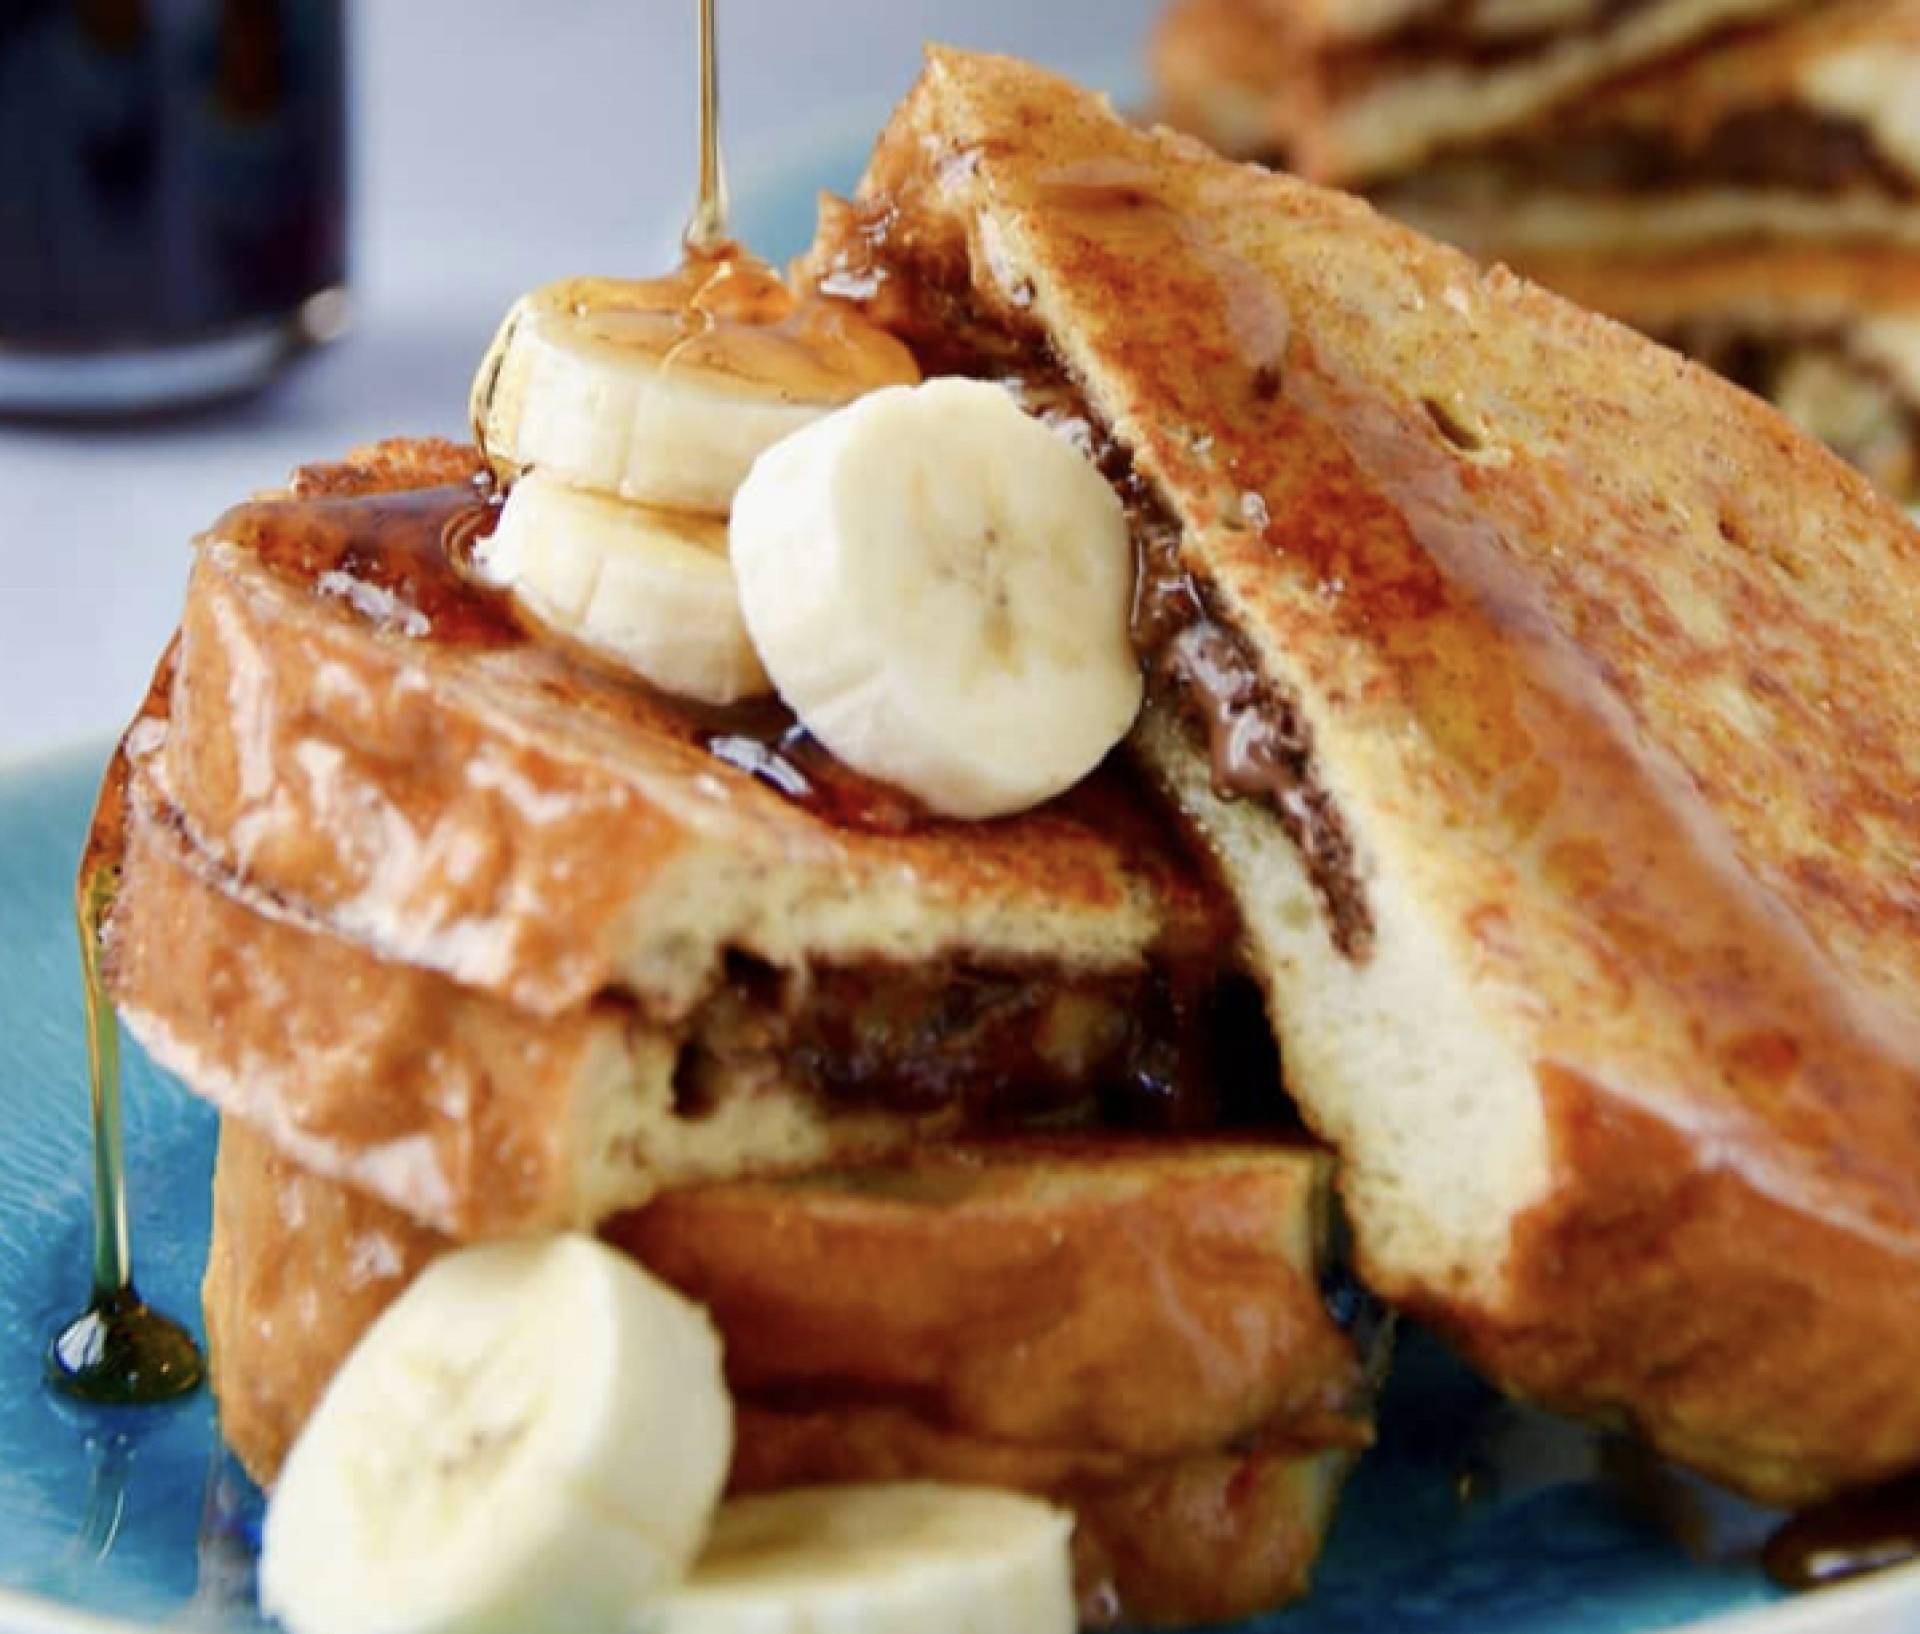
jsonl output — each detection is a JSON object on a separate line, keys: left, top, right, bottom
{"left": 0, "top": 0, "right": 1156, "bottom": 766}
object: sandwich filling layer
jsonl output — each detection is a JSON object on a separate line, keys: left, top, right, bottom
{"left": 185, "top": 463, "right": 1294, "bottom": 1141}
{"left": 1346, "top": 0, "right": 1665, "bottom": 74}
{"left": 815, "top": 208, "right": 1377, "bottom": 964}
{"left": 1385, "top": 109, "right": 1916, "bottom": 205}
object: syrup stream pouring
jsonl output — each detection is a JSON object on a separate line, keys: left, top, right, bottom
{"left": 46, "top": 749, "right": 204, "bottom": 1406}
{"left": 686, "top": 0, "right": 729, "bottom": 254}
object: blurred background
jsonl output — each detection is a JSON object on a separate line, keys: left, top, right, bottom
{"left": 0, "top": 0, "right": 1155, "bottom": 764}
{"left": 10, "top": 0, "right": 1913, "bottom": 766}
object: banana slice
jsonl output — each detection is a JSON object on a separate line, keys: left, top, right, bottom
{"left": 652, "top": 1484, "right": 1076, "bottom": 1634}
{"left": 473, "top": 258, "right": 920, "bottom": 516}
{"left": 475, "top": 469, "right": 771, "bottom": 705}
{"left": 730, "top": 377, "right": 1142, "bottom": 820}
{"left": 259, "top": 1234, "right": 732, "bottom": 1634}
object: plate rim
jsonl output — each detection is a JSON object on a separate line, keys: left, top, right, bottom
{"left": 0, "top": 1548, "right": 1916, "bottom": 1634}
{"left": 0, "top": 736, "right": 110, "bottom": 783}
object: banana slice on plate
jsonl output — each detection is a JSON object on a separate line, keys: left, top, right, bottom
{"left": 652, "top": 1484, "right": 1076, "bottom": 1634}
{"left": 473, "top": 258, "right": 920, "bottom": 516}
{"left": 731, "top": 377, "right": 1143, "bottom": 820}
{"left": 475, "top": 469, "right": 771, "bottom": 705}
{"left": 259, "top": 1235, "right": 732, "bottom": 1634}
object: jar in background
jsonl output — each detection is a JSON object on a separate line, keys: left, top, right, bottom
{"left": 0, "top": 0, "right": 348, "bottom": 416}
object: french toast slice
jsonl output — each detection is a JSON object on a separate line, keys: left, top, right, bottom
{"left": 203, "top": 1120, "right": 1374, "bottom": 1478}
{"left": 110, "top": 772, "right": 1255, "bottom": 1236}
{"left": 1372, "top": 0, "right": 1920, "bottom": 259}
{"left": 109, "top": 781, "right": 928, "bottom": 1235}
{"left": 804, "top": 47, "right": 1920, "bottom": 1503}
{"left": 204, "top": 1121, "right": 1372, "bottom": 1625}
{"left": 140, "top": 439, "right": 1225, "bottom": 1022}
{"left": 1497, "top": 246, "right": 1920, "bottom": 502}
{"left": 1151, "top": 0, "right": 1809, "bottom": 185}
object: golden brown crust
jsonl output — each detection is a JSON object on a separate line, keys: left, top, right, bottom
{"left": 730, "top": 1401, "right": 1351, "bottom": 1629}
{"left": 203, "top": 1123, "right": 437, "bottom": 1488}
{"left": 611, "top": 1141, "right": 1367, "bottom": 1460}
{"left": 110, "top": 783, "right": 952, "bottom": 1236}
{"left": 1434, "top": 1069, "right": 1920, "bottom": 1502}
{"left": 113, "top": 779, "right": 621, "bottom": 1236}
{"left": 1490, "top": 247, "right": 1920, "bottom": 506}
{"left": 206, "top": 1121, "right": 1357, "bottom": 1626}
{"left": 813, "top": 47, "right": 1920, "bottom": 1502}
{"left": 205, "top": 1119, "right": 1366, "bottom": 1472}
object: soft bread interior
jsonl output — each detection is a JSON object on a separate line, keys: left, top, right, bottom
{"left": 1133, "top": 711, "right": 1543, "bottom": 1298}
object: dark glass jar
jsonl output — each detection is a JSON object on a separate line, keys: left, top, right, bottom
{"left": 0, "top": 0, "right": 348, "bottom": 415}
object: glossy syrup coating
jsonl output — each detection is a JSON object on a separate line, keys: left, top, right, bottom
{"left": 467, "top": 241, "right": 923, "bottom": 488}
{"left": 49, "top": 685, "right": 204, "bottom": 1409}
{"left": 145, "top": 435, "right": 1232, "bottom": 1022}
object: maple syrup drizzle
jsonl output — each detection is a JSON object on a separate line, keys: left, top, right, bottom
{"left": 685, "top": 0, "right": 728, "bottom": 254}
{"left": 217, "top": 479, "right": 517, "bottom": 647}
{"left": 1763, "top": 1475, "right": 1920, "bottom": 1591}
{"left": 48, "top": 751, "right": 204, "bottom": 1406}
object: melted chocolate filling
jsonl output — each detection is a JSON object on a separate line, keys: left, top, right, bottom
{"left": 825, "top": 207, "right": 1376, "bottom": 959}
{"left": 1389, "top": 108, "right": 1914, "bottom": 204}
{"left": 1345, "top": 0, "right": 1659, "bottom": 76}
{"left": 1048, "top": 370, "right": 1377, "bottom": 961}
{"left": 671, "top": 954, "right": 1292, "bottom": 1135}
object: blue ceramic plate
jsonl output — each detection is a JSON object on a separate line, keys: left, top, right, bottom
{"left": 2, "top": 96, "right": 1918, "bottom": 1632}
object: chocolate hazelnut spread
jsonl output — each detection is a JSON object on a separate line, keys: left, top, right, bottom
{"left": 1157, "top": 619, "right": 1373, "bottom": 959}
{"left": 675, "top": 955, "right": 1269, "bottom": 1134}
{"left": 1764, "top": 1472, "right": 1920, "bottom": 1591}
{"left": 812, "top": 178, "right": 1384, "bottom": 959}
{"left": 1388, "top": 109, "right": 1914, "bottom": 206}
{"left": 1129, "top": 514, "right": 1375, "bottom": 960}
{"left": 1083, "top": 378, "right": 1377, "bottom": 960}
{"left": 1343, "top": 0, "right": 1660, "bottom": 77}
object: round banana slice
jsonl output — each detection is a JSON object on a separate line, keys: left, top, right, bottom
{"left": 259, "top": 1235, "right": 732, "bottom": 1634}
{"left": 730, "top": 377, "right": 1142, "bottom": 820}
{"left": 474, "top": 469, "right": 771, "bottom": 705}
{"left": 653, "top": 1484, "right": 1076, "bottom": 1634}
{"left": 472, "top": 255, "right": 920, "bottom": 517}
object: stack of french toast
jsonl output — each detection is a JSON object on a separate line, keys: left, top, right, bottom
{"left": 96, "top": 44, "right": 1920, "bottom": 1632}
{"left": 1155, "top": 0, "right": 1920, "bottom": 503}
